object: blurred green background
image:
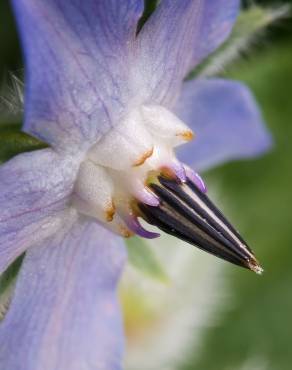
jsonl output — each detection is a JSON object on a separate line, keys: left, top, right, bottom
{"left": 187, "top": 2, "right": 292, "bottom": 369}
{"left": 189, "top": 43, "right": 292, "bottom": 370}
{"left": 1, "top": 1, "right": 292, "bottom": 370}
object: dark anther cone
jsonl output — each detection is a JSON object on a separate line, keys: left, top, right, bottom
{"left": 138, "top": 175, "right": 263, "bottom": 274}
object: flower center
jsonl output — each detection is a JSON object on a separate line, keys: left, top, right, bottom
{"left": 72, "top": 105, "right": 262, "bottom": 274}
{"left": 73, "top": 104, "right": 195, "bottom": 237}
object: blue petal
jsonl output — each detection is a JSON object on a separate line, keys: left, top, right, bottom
{"left": 136, "top": 0, "right": 239, "bottom": 107}
{"left": 0, "top": 149, "right": 79, "bottom": 273}
{"left": 175, "top": 79, "right": 272, "bottom": 171}
{"left": 0, "top": 219, "right": 126, "bottom": 370}
{"left": 192, "top": 0, "right": 240, "bottom": 65}
{"left": 12, "top": 0, "right": 144, "bottom": 151}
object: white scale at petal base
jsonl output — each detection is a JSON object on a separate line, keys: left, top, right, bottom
{"left": 73, "top": 105, "right": 194, "bottom": 236}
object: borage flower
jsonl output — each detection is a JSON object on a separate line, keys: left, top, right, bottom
{"left": 0, "top": 1, "right": 271, "bottom": 369}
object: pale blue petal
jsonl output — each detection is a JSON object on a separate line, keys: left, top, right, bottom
{"left": 175, "top": 79, "right": 272, "bottom": 171}
{"left": 12, "top": 0, "right": 144, "bottom": 151}
{"left": 0, "top": 149, "right": 79, "bottom": 273}
{"left": 136, "top": 0, "right": 239, "bottom": 107}
{"left": 0, "top": 219, "right": 126, "bottom": 370}
{"left": 192, "top": 0, "right": 240, "bottom": 65}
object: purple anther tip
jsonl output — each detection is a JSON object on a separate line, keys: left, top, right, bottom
{"left": 126, "top": 216, "right": 160, "bottom": 239}
{"left": 172, "top": 162, "right": 187, "bottom": 182}
{"left": 137, "top": 188, "right": 160, "bottom": 206}
{"left": 185, "top": 167, "right": 207, "bottom": 193}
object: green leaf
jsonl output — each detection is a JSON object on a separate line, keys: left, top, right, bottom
{"left": 187, "top": 5, "right": 290, "bottom": 79}
{"left": 0, "top": 122, "right": 48, "bottom": 163}
{"left": 0, "top": 254, "right": 24, "bottom": 320}
{"left": 126, "top": 236, "right": 169, "bottom": 283}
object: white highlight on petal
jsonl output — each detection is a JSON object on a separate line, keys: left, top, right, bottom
{"left": 141, "top": 104, "right": 194, "bottom": 147}
{"left": 73, "top": 161, "right": 114, "bottom": 222}
{"left": 88, "top": 108, "right": 153, "bottom": 170}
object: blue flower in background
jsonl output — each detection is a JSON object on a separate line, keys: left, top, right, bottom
{"left": 0, "top": 1, "right": 271, "bottom": 369}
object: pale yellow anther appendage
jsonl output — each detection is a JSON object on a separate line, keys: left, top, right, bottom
{"left": 176, "top": 130, "right": 195, "bottom": 142}
{"left": 118, "top": 225, "right": 134, "bottom": 238}
{"left": 105, "top": 199, "right": 116, "bottom": 222}
{"left": 133, "top": 147, "right": 154, "bottom": 167}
